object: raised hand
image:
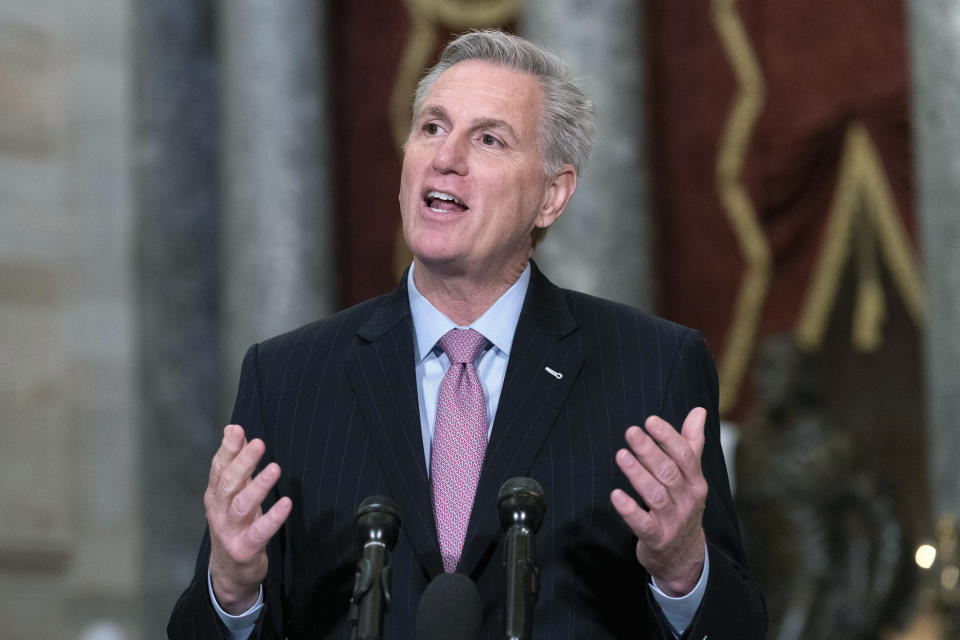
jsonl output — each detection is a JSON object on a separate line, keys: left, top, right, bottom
{"left": 610, "top": 407, "right": 708, "bottom": 596}
{"left": 205, "top": 424, "right": 292, "bottom": 614}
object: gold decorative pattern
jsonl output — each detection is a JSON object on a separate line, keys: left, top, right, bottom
{"left": 390, "top": 0, "right": 520, "bottom": 279}
{"left": 795, "top": 122, "right": 925, "bottom": 350}
{"left": 710, "top": 0, "right": 771, "bottom": 414}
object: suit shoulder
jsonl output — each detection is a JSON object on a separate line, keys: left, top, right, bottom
{"left": 557, "top": 287, "right": 706, "bottom": 354}
{"left": 254, "top": 292, "right": 391, "bottom": 359}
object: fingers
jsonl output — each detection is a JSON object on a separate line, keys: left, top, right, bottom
{"left": 219, "top": 438, "right": 266, "bottom": 496}
{"left": 242, "top": 496, "right": 293, "bottom": 550}
{"left": 611, "top": 488, "right": 661, "bottom": 541}
{"left": 622, "top": 422, "right": 685, "bottom": 496}
{"left": 680, "top": 407, "right": 707, "bottom": 458}
{"left": 613, "top": 409, "right": 710, "bottom": 590}
{"left": 614, "top": 408, "right": 710, "bottom": 515}
{"left": 230, "top": 462, "right": 282, "bottom": 520}
{"left": 207, "top": 439, "right": 266, "bottom": 512}
{"left": 209, "top": 424, "right": 246, "bottom": 487}
{"left": 616, "top": 437, "right": 675, "bottom": 510}
{"left": 204, "top": 425, "right": 288, "bottom": 606}
{"left": 204, "top": 426, "right": 279, "bottom": 534}
{"left": 645, "top": 412, "right": 703, "bottom": 480}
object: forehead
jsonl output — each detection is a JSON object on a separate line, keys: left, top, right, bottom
{"left": 420, "top": 60, "right": 544, "bottom": 133}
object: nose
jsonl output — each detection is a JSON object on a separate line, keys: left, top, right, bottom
{"left": 431, "top": 132, "right": 469, "bottom": 175}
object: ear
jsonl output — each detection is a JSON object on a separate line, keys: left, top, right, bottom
{"left": 534, "top": 165, "right": 578, "bottom": 230}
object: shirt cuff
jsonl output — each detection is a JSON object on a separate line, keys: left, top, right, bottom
{"left": 207, "top": 569, "right": 264, "bottom": 639}
{"left": 647, "top": 543, "right": 710, "bottom": 636}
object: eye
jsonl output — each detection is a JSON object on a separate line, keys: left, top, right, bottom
{"left": 423, "top": 122, "right": 442, "bottom": 135}
{"left": 481, "top": 133, "right": 502, "bottom": 147}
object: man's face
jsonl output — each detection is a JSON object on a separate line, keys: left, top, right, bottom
{"left": 399, "top": 60, "right": 571, "bottom": 282}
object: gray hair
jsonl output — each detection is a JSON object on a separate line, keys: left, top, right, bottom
{"left": 411, "top": 29, "right": 596, "bottom": 177}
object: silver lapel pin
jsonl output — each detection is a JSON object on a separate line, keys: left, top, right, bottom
{"left": 544, "top": 366, "right": 562, "bottom": 380}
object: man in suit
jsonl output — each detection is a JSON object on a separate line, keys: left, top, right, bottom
{"left": 169, "top": 30, "right": 766, "bottom": 638}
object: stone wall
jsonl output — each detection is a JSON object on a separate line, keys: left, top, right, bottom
{"left": 909, "top": 0, "right": 960, "bottom": 520}
{"left": 0, "top": 0, "right": 140, "bottom": 637}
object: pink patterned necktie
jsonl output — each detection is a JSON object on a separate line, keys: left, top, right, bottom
{"left": 431, "top": 328, "right": 490, "bottom": 573}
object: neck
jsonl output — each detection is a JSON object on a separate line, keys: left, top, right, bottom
{"left": 413, "top": 255, "right": 530, "bottom": 326}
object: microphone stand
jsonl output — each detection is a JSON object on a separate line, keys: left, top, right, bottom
{"left": 349, "top": 495, "right": 401, "bottom": 640}
{"left": 499, "top": 477, "right": 545, "bottom": 640}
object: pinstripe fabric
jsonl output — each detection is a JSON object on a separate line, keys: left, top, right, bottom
{"left": 169, "top": 262, "right": 766, "bottom": 639}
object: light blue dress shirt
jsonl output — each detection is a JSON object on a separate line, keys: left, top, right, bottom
{"left": 408, "top": 262, "right": 529, "bottom": 473}
{"left": 211, "top": 262, "right": 707, "bottom": 638}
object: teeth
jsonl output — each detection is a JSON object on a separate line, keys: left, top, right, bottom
{"left": 426, "top": 190, "right": 464, "bottom": 206}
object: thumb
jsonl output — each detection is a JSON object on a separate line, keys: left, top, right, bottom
{"left": 681, "top": 407, "right": 707, "bottom": 458}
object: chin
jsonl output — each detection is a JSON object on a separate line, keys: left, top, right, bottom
{"left": 407, "top": 232, "right": 466, "bottom": 264}
{"left": 413, "top": 251, "right": 465, "bottom": 270}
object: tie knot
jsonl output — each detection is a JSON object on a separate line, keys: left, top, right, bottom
{"left": 438, "top": 328, "right": 489, "bottom": 365}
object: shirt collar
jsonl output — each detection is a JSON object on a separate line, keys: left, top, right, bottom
{"left": 407, "top": 262, "right": 531, "bottom": 364}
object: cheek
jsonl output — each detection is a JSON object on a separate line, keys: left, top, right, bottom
{"left": 399, "top": 150, "right": 425, "bottom": 196}
{"left": 398, "top": 172, "right": 419, "bottom": 215}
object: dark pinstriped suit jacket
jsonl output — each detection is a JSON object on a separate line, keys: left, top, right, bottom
{"left": 168, "top": 262, "right": 766, "bottom": 639}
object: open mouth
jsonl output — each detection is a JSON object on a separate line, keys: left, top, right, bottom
{"left": 424, "top": 190, "right": 469, "bottom": 213}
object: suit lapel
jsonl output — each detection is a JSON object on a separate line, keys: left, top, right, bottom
{"left": 345, "top": 276, "right": 444, "bottom": 576}
{"left": 459, "top": 262, "right": 583, "bottom": 576}
{"left": 345, "top": 264, "right": 584, "bottom": 580}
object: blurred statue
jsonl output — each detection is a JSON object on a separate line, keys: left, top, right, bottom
{"left": 736, "top": 336, "right": 905, "bottom": 640}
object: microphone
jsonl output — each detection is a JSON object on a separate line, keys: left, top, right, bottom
{"left": 498, "top": 477, "right": 545, "bottom": 640}
{"left": 415, "top": 572, "right": 483, "bottom": 640}
{"left": 349, "top": 495, "right": 401, "bottom": 640}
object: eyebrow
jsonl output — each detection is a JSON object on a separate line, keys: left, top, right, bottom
{"left": 419, "top": 105, "right": 518, "bottom": 141}
{"left": 420, "top": 105, "right": 451, "bottom": 124}
{"left": 473, "top": 117, "right": 517, "bottom": 140}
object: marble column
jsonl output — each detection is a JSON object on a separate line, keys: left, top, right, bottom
{"left": 907, "top": 0, "right": 960, "bottom": 519}
{"left": 219, "top": 0, "right": 333, "bottom": 391}
{"left": 133, "top": 0, "right": 222, "bottom": 635}
{"left": 519, "top": 2, "right": 653, "bottom": 310}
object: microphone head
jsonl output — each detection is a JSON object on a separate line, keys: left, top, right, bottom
{"left": 497, "top": 477, "right": 545, "bottom": 533}
{"left": 415, "top": 572, "right": 482, "bottom": 640}
{"left": 355, "top": 495, "right": 402, "bottom": 550}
